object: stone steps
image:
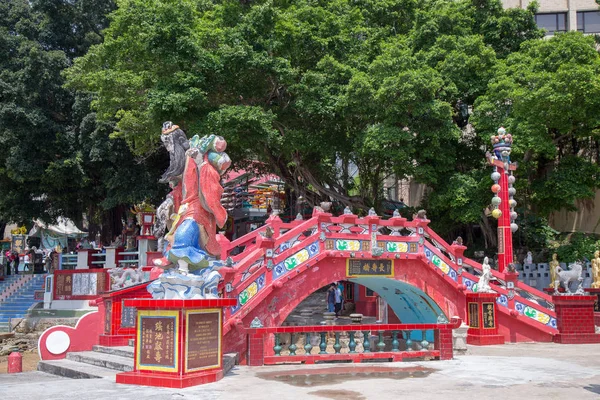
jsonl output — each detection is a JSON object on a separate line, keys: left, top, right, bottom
{"left": 66, "top": 351, "right": 134, "bottom": 372}
{"left": 92, "top": 345, "right": 134, "bottom": 358}
{"left": 38, "top": 344, "right": 240, "bottom": 380}
{"left": 37, "top": 359, "right": 118, "bottom": 379}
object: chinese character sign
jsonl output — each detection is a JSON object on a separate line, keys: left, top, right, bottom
{"left": 346, "top": 259, "right": 393, "bottom": 277}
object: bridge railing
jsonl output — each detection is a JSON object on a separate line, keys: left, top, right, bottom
{"left": 246, "top": 318, "right": 460, "bottom": 366}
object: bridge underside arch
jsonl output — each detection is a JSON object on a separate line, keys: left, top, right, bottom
{"left": 349, "top": 277, "right": 447, "bottom": 323}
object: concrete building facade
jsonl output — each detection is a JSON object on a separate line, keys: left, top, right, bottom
{"left": 502, "top": 0, "right": 600, "bottom": 35}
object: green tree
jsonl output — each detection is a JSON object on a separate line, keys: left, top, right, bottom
{"left": 66, "top": 0, "right": 542, "bottom": 225}
{"left": 0, "top": 0, "right": 165, "bottom": 242}
{"left": 472, "top": 32, "right": 600, "bottom": 218}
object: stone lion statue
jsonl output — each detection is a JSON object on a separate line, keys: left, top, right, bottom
{"left": 555, "top": 262, "right": 584, "bottom": 295}
{"left": 109, "top": 267, "right": 145, "bottom": 291}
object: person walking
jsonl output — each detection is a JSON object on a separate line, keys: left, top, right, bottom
{"left": 337, "top": 281, "right": 345, "bottom": 314}
{"left": 4, "top": 251, "right": 12, "bottom": 276}
{"left": 334, "top": 283, "right": 342, "bottom": 318}
{"left": 12, "top": 251, "right": 19, "bottom": 275}
{"left": 326, "top": 284, "right": 336, "bottom": 313}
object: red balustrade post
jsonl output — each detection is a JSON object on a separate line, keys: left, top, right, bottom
{"left": 434, "top": 328, "right": 454, "bottom": 360}
{"left": 248, "top": 332, "right": 265, "bottom": 366}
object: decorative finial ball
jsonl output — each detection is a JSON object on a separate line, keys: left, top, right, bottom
{"left": 508, "top": 187, "right": 516, "bottom": 196}
{"left": 510, "top": 211, "right": 518, "bottom": 221}
{"left": 491, "top": 209, "right": 502, "bottom": 219}
{"left": 491, "top": 197, "right": 501, "bottom": 206}
{"left": 491, "top": 172, "right": 501, "bottom": 182}
{"left": 509, "top": 199, "right": 517, "bottom": 208}
{"left": 508, "top": 175, "right": 516, "bottom": 184}
{"left": 491, "top": 184, "right": 501, "bottom": 194}
{"left": 511, "top": 223, "right": 519, "bottom": 233}
{"left": 498, "top": 127, "right": 506, "bottom": 135}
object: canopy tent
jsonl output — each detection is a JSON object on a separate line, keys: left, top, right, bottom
{"left": 28, "top": 218, "right": 87, "bottom": 250}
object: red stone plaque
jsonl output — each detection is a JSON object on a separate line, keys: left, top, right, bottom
{"left": 185, "top": 310, "right": 221, "bottom": 372}
{"left": 138, "top": 315, "right": 177, "bottom": 371}
{"left": 468, "top": 302, "right": 479, "bottom": 328}
{"left": 482, "top": 302, "right": 496, "bottom": 328}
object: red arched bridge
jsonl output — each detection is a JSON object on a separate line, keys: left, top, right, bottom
{"left": 37, "top": 209, "right": 558, "bottom": 366}
{"left": 217, "top": 210, "right": 557, "bottom": 360}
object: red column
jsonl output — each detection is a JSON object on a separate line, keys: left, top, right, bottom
{"left": 497, "top": 167, "right": 513, "bottom": 273}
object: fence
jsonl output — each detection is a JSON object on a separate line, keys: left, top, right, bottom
{"left": 246, "top": 318, "right": 460, "bottom": 366}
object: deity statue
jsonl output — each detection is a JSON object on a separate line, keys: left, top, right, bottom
{"left": 149, "top": 122, "right": 231, "bottom": 300}
{"left": 477, "top": 257, "right": 493, "bottom": 293}
{"left": 549, "top": 253, "right": 559, "bottom": 289}
{"left": 591, "top": 250, "right": 600, "bottom": 289}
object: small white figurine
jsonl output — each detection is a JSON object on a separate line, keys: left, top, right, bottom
{"left": 478, "top": 257, "right": 493, "bottom": 293}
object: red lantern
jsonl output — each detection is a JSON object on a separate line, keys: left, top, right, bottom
{"left": 491, "top": 184, "right": 501, "bottom": 194}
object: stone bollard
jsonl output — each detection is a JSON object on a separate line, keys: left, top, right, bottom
{"left": 7, "top": 352, "right": 22, "bottom": 374}
{"left": 453, "top": 323, "right": 468, "bottom": 354}
{"left": 323, "top": 312, "right": 336, "bottom": 325}
{"left": 350, "top": 313, "right": 363, "bottom": 324}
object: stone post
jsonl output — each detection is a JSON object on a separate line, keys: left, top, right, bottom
{"left": 552, "top": 295, "right": 600, "bottom": 344}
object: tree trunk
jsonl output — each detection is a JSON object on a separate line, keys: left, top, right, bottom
{"left": 479, "top": 212, "right": 497, "bottom": 249}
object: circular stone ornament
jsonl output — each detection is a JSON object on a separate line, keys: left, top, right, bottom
{"left": 46, "top": 331, "right": 70, "bottom": 355}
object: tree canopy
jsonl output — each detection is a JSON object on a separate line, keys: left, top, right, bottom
{"left": 0, "top": 0, "right": 167, "bottom": 241}
{"left": 3, "top": 0, "right": 600, "bottom": 255}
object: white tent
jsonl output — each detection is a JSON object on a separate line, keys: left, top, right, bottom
{"left": 28, "top": 217, "right": 88, "bottom": 250}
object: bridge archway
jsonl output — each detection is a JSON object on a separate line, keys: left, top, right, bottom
{"left": 224, "top": 256, "right": 464, "bottom": 364}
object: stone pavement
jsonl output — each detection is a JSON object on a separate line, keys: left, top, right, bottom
{"left": 2, "top": 343, "right": 600, "bottom": 400}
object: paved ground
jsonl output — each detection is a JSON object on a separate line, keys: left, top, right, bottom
{"left": 1, "top": 343, "right": 600, "bottom": 400}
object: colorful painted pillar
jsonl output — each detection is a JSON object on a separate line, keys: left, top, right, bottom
{"left": 488, "top": 127, "right": 518, "bottom": 273}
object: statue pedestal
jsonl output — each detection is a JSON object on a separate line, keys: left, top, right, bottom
{"left": 98, "top": 284, "right": 152, "bottom": 347}
{"left": 116, "top": 298, "right": 237, "bottom": 388}
{"left": 466, "top": 293, "right": 505, "bottom": 345}
{"left": 586, "top": 288, "right": 600, "bottom": 326}
{"left": 552, "top": 295, "right": 600, "bottom": 344}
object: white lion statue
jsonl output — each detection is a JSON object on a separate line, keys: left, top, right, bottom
{"left": 555, "top": 262, "right": 584, "bottom": 295}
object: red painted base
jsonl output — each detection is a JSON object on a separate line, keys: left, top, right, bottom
{"left": 116, "top": 369, "right": 224, "bottom": 388}
{"left": 551, "top": 294, "right": 600, "bottom": 344}
{"left": 98, "top": 334, "right": 133, "bottom": 347}
{"left": 467, "top": 334, "right": 505, "bottom": 346}
{"left": 553, "top": 333, "right": 600, "bottom": 344}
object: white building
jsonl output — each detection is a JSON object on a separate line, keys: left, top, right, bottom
{"left": 503, "top": 0, "right": 600, "bottom": 34}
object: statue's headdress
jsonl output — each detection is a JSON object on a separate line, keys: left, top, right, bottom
{"left": 162, "top": 121, "right": 179, "bottom": 135}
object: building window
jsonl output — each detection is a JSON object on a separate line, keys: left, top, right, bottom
{"left": 577, "top": 11, "right": 600, "bottom": 33}
{"left": 535, "top": 13, "right": 568, "bottom": 35}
